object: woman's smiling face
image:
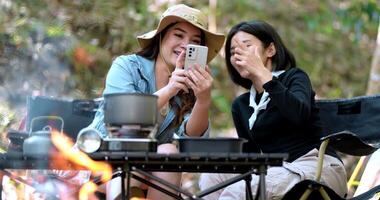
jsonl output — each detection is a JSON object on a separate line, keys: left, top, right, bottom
{"left": 160, "top": 22, "right": 202, "bottom": 68}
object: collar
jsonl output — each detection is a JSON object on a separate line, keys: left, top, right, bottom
{"left": 248, "top": 70, "right": 285, "bottom": 129}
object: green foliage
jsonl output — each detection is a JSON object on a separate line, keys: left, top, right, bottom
{"left": 1, "top": 0, "right": 379, "bottom": 131}
{"left": 219, "top": 0, "right": 379, "bottom": 99}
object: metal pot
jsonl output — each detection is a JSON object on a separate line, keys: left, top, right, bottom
{"left": 104, "top": 93, "right": 158, "bottom": 126}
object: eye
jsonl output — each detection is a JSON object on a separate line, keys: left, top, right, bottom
{"left": 174, "top": 33, "right": 183, "bottom": 38}
{"left": 191, "top": 39, "right": 201, "bottom": 45}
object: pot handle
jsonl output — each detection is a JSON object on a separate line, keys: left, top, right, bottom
{"left": 29, "top": 116, "right": 64, "bottom": 134}
{"left": 72, "top": 98, "right": 102, "bottom": 114}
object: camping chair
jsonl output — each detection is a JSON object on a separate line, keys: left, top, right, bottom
{"left": 282, "top": 94, "right": 380, "bottom": 200}
{"left": 26, "top": 95, "right": 96, "bottom": 141}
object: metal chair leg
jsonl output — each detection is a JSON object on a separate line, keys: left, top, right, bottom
{"left": 319, "top": 187, "right": 332, "bottom": 200}
{"left": 300, "top": 188, "right": 312, "bottom": 200}
{"left": 245, "top": 174, "right": 253, "bottom": 200}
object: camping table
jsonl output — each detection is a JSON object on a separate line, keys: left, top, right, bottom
{"left": 0, "top": 152, "right": 287, "bottom": 200}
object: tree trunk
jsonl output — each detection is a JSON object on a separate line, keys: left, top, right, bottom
{"left": 208, "top": 0, "right": 217, "bottom": 33}
{"left": 366, "top": 21, "right": 380, "bottom": 95}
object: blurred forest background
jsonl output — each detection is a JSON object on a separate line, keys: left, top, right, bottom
{"left": 1, "top": 0, "right": 380, "bottom": 134}
{"left": 0, "top": 0, "right": 380, "bottom": 197}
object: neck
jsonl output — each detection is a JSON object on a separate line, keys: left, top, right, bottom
{"left": 156, "top": 54, "right": 173, "bottom": 76}
{"left": 155, "top": 56, "right": 172, "bottom": 90}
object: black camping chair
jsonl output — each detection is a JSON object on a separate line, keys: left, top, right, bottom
{"left": 282, "top": 94, "right": 380, "bottom": 200}
{"left": 26, "top": 95, "right": 96, "bottom": 141}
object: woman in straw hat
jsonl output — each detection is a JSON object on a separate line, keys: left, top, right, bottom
{"left": 87, "top": 4, "right": 225, "bottom": 199}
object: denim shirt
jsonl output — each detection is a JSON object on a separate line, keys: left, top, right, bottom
{"left": 87, "top": 54, "right": 210, "bottom": 144}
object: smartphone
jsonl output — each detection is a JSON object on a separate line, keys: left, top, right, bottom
{"left": 184, "top": 44, "right": 208, "bottom": 70}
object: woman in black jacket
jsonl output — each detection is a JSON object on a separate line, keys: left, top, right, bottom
{"left": 199, "top": 20, "right": 347, "bottom": 200}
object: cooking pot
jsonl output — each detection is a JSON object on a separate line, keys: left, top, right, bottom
{"left": 23, "top": 116, "right": 63, "bottom": 156}
{"left": 104, "top": 93, "right": 158, "bottom": 126}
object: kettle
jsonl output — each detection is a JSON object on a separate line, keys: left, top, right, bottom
{"left": 23, "top": 116, "right": 64, "bottom": 157}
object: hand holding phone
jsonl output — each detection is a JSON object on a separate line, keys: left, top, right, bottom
{"left": 184, "top": 44, "right": 208, "bottom": 70}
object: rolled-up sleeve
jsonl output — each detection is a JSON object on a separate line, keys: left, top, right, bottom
{"left": 86, "top": 56, "right": 140, "bottom": 138}
{"left": 104, "top": 56, "right": 138, "bottom": 94}
{"left": 177, "top": 112, "right": 210, "bottom": 138}
{"left": 86, "top": 101, "right": 108, "bottom": 138}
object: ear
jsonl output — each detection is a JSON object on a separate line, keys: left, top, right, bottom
{"left": 265, "top": 43, "right": 276, "bottom": 58}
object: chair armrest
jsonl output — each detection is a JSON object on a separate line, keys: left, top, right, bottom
{"left": 321, "top": 131, "right": 378, "bottom": 156}
{"left": 350, "top": 184, "right": 380, "bottom": 200}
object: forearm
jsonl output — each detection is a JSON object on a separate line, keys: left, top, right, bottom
{"left": 185, "top": 100, "right": 211, "bottom": 137}
{"left": 154, "top": 86, "right": 175, "bottom": 110}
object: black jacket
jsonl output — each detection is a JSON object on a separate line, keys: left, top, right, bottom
{"left": 232, "top": 68, "right": 336, "bottom": 162}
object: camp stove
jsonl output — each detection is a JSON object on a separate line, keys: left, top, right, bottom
{"left": 76, "top": 124, "right": 158, "bottom": 153}
{"left": 76, "top": 93, "right": 159, "bottom": 153}
{"left": 100, "top": 125, "right": 158, "bottom": 152}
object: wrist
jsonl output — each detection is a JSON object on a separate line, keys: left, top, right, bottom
{"left": 195, "top": 97, "right": 211, "bottom": 107}
{"left": 256, "top": 70, "right": 273, "bottom": 86}
{"left": 162, "top": 85, "right": 177, "bottom": 98}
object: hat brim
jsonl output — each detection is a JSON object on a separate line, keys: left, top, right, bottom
{"left": 137, "top": 15, "right": 225, "bottom": 63}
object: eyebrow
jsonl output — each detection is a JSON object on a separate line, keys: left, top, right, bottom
{"left": 173, "top": 27, "right": 201, "bottom": 38}
{"left": 242, "top": 39, "right": 250, "bottom": 43}
{"left": 230, "top": 39, "right": 251, "bottom": 50}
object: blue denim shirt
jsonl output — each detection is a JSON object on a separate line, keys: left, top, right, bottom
{"left": 87, "top": 54, "right": 209, "bottom": 143}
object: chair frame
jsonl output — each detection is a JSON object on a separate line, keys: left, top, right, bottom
{"left": 284, "top": 94, "right": 380, "bottom": 200}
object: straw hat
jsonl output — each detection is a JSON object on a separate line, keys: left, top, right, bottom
{"left": 137, "top": 4, "right": 225, "bottom": 63}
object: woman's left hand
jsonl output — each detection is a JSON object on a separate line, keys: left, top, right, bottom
{"left": 185, "top": 64, "right": 213, "bottom": 104}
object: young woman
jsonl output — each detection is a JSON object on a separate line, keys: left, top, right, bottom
{"left": 87, "top": 4, "right": 225, "bottom": 199}
{"left": 199, "top": 20, "right": 347, "bottom": 199}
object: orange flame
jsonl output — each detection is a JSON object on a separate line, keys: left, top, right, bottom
{"left": 51, "top": 130, "right": 113, "bottom": 199}
{"left": 79, "top": 182, "right": 97, "bottom": 200}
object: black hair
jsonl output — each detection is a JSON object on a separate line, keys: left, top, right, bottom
{"left": 136, "top": 23, "right": 175, "bottom": 59}
{"left": 225, "top": 20, "right": 296, "bottom": 89}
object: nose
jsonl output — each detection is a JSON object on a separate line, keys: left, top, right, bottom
{"left": 180, "top": 38, "right": 191, "bottom": 49}
{"left": 180, "top": 42, "right": 188, "bottom": 50}
{"left": 180, "top": 44, "right": 187, "bottom": 51}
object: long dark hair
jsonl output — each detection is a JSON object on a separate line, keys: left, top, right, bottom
{"left": 225, "top": 20, "right": 296, "bottom": 89}
{"left": 137, "top": 23, "right": 206, "bottom": 126}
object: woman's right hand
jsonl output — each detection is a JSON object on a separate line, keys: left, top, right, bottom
{"left": 165, "top": 50, "right": 189, "bottom": 97}
{"left": 232, "top": 38, "right": 272, "bottom": 84}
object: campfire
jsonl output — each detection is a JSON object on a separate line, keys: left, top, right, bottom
{"left": 2, "top": 130, "right": 113, "bottom": 200}
{"left": 50, "top": 130, "right": 113, "bottom": 200}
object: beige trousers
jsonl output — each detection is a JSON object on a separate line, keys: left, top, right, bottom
{"left": 199, "top": 149, "right": 347, "bottom": 200}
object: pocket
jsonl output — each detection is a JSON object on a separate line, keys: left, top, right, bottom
{"left": 267, "top": 164, "right": 304, "bottom": 199}
{"left": 282, "top": 153, "right": 319, "bottom": 181}
{"left": 282, "top": 162, "right": 306, "bottom": 180}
